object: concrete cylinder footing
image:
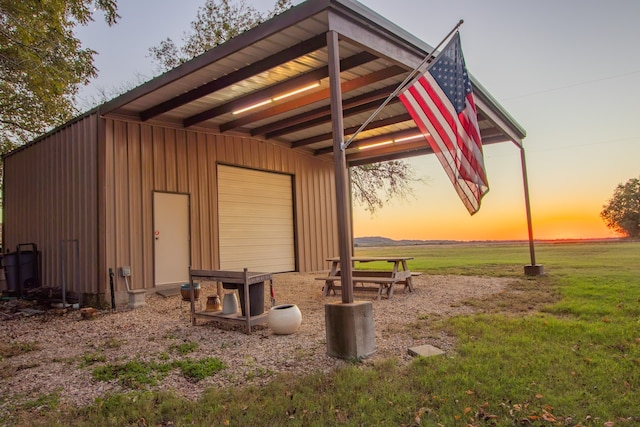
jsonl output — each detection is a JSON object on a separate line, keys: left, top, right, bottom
{"left": 325, "top": 301, "right": 376, "bottom": 359}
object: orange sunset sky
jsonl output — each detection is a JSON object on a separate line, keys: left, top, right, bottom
{"left": 350, "top": 0, "right": 640, "bottom": 241}
{"left": 352, "top": 141, "right": 620, "bottom": 241}
{"left": 77, "top": 0, "right": 639, "bottom": 241}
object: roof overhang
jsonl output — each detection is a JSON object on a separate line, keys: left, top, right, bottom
{"left": 100, "top": 0, "right": 526, "bottom": 166}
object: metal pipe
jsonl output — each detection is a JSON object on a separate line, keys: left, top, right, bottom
{"left": 519, "top": 146, "right": 537, "bottom": 266}
{"left": 60, "top": 240, "right": 66, "bottom": 306}
{"left": 75, "top": 240, "right": 80, "bottom": 306}
{"left": 60, "top": 239, "right": 80, "bottom": 307}
{"left": 109, "top": 268, "right": 115, "bottom": 310}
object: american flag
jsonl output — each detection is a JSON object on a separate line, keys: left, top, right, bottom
{"left": 399, "top": 33, "right": 488, "bottom": 215}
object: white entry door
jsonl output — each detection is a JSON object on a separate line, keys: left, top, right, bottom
{"left": 154, "top": 192, "right": 190, "bottom": 286}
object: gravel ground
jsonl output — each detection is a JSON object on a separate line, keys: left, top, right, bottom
{"left": 0, "top": 272, "right": 517, "bottom": 410}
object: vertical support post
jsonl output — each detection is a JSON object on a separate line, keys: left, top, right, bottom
{"left": 327, "top": 30, "right": 354, "bottom": 302}
{"left": 96, "top": 108, "right": 108, "bottom": 298}
{"left": 519, "top": 145, "right": 544, "bottom": 276}
{"left": 75, "top": 239, "right": 80, "bottom": 306}
{"left": 189, "top": 267, "right": 197, "bottom": 326}
{"left": 243, "top": 267, "right": 251, "bottom": 334}
{"left": 60, "top": 240, "right": 66, "bottom": 306}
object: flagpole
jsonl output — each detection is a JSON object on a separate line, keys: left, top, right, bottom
{"left": 520, "top": 145, "right": 544, "bottom": 276}
{"left": 341, "top": 19, "right": 465, "bottom": 151}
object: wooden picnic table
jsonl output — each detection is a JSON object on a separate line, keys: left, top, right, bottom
{"left": 317, "top": 256, "right": 416, "bottom": 300}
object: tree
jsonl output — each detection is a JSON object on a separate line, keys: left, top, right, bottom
{"left": 148, "top": 0, "right": 292, "bottom": 71}
{"left": 0, "top": 0, "right": 120, "bottom": 154}
{"left": 600, "top": 177, "right": 640, "bottom": 238}
{"left": 350, "top": 161, "right": 418, "bottom": 213}
{"left": 149, "top": 0, "right": 417, "bottom": 213}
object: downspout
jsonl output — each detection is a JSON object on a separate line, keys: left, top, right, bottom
{"left": 96, "top": 107, "right": 109, "bottom": 300}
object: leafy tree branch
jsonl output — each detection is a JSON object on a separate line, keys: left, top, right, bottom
{"left": 0, "top": 0, "right": 119, "bottom": 153}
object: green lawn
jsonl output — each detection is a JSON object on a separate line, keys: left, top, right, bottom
{"left": 5, "top": 240, "right": 640, "bottom": 426}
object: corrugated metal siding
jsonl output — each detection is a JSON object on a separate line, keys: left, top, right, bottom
{"left": 103, "top": 119, "right": 338, "bottom": 290}
{"left": 2, "top": 114, "right": 99, "bottom": 297}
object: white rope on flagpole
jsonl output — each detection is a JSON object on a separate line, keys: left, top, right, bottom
{"left": 341, "top": 19, "right": 465, "bottom": 151}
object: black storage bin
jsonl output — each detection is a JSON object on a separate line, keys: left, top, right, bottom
{"left": 236, "top": 282, "right": 265, "bottom": 317}
{"left": 2, "top": 243, "right": 41, "bottom": 296}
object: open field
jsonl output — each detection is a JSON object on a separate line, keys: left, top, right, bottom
{"left": 1, "top": 240, "right": 639, "bottom": 426}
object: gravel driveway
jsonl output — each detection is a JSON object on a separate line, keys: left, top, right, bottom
{"left": 0, "top": 272, "right": 515, "bottom": 409}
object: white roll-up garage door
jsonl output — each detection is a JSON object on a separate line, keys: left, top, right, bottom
{"left": 218, "top": 165, "right": 295, "bottom": 272}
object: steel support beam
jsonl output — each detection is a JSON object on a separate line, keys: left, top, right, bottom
{"left": 519, "top": 145, "right": 544, "bottom": 276}
{"left": 327, "top": 30, "right": 353, "bottom": 303}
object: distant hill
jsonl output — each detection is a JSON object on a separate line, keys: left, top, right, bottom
{"left": 354, "top": 236, "right": 622, "bottom": 247}
{"left": 354, "top": 236, "right": 458, "bottom": 247}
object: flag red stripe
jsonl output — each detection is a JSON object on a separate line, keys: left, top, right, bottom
{"left": 400, "top": 85, "right": 481, "bottom": 213}
{"left": 456, "top": 96, "right": 486, "bottom": 184}
{"left": 411, "top": 79, "right": 459, "bottom": 159}
{"left": 417, "top": 76, "right": 482, "bottom": 183}
{"left": 414, "top": 77, "right": 483, "bottom": 187}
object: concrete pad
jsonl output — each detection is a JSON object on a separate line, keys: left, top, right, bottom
{"left": 20, "top": 308, "right": 45, "bottom": 316}
{"left": 325, "top": 301, "right": 376, "bottom": 359}
{"left": 155, "top": 286, "right": 180, "bottom": 297}
{"left": 128, "top": 290, "right": 147, "bottom": 309}
{"left": 524, "top": 264, "right": 545, "bottom": 276}
{"left": 408, "top": 344, "right": 445, "bottom": 358}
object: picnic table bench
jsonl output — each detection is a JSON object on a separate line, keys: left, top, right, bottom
{"left": 316, "top": 256, "right": 417, "bottom": 300}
